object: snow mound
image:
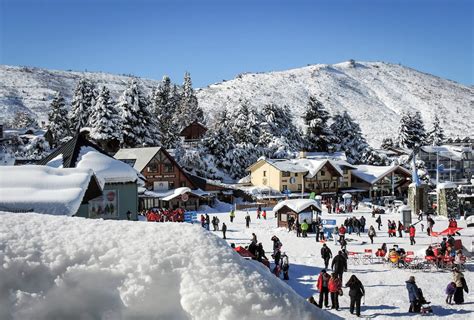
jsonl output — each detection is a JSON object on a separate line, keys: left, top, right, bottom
{"left": 0, "top": 212, "right": 333, "bottom": 320}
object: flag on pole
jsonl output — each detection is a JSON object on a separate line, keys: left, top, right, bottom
{"left": 412, "top": 153, "right": 421, "bottom": 187}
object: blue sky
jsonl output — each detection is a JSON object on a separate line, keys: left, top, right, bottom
{"left": 1, "top": 0, "right": 472, "bottom": 87}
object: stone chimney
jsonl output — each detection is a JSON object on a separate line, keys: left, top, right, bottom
{"left": 299, "top": 150, "right": 307, "bottom": 159}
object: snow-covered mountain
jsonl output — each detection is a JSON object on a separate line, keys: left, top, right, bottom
{"left": 196, "top": 61, "right": 473, "bottom": 146}
{"left": 1, "top": 61, "right": 472, "bottom": 146}
{"left": 0, "top": 65, "right": 160, "bottom": 124}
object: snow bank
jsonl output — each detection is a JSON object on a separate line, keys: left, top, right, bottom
{"left": 0, "top": 212, "right": 331, "bottom": 320}
{"left": 0, "top": 166, "right": 98, "bottom": 215}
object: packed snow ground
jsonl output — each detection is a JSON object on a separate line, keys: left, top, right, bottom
{"left": 0, "top": 212, "right": 332, "bottom": 320}
{"left": 204, "top": 204, "right": 474, "bottom": 319}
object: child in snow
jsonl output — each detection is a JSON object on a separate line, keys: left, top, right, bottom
{"left": 446, "top": 282, "right": 456, "bottom": 304}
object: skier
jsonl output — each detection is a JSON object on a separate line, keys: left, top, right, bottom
{"left": 331, "top": 251, "right": 347, "bottom": 282}
{"left": 245, "top": 212, "right": 251, "bottom": 228}
{"left": 222, "top": 222, "right": 227, "bottom": 239}
{"left": 280, "top": 252, "right": 290, "bottom": 280}
{"left": 328, "top": 272, "right": 342, "bottom": 310}
{"left": 321, "top": 243, "right": 333, "bottom": 270}
{"left": 368, "top": 225, "right": 376, "bottom": 244}
{"left": 229, "top": 209, "right": 235, "bottom": 223}
{"left": 376, "top": 215, "right": 382, "bottom": 231}
{"left": 346, "top": 275, "right": 365, "bottom": 317}
{"left": 409, "top": 225, "right": 416, "bottom": 245}
{"left": 316, "top": 269, "right": 331, "bottom": 308}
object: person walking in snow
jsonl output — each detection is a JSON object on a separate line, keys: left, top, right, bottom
{"left": 331, "top": 251, "right": 347, "bottom": 282}
{"left": 398, "top": 221, "right": 404, "bottom": 238}
{"left": 272, "top": 248, "right": 281, "bottom": 275}
{"left": 338, "top": 225, "right": 346, "bottom": 243}
{"left": 205, "top": 214, "right": 210, "bottom": 231}
{"left": 359, "top": 216, "right": 366, "bottom": 233}
{"left": 256, "top": 209, "right": 261, "bottom": 219}
{"left": 321, "top": 243, "right": 333, "bottom": 270}
{"left": 409, "top": 225, "right": 416, "bottom": 245}
{"left": 346, "top": 275, "right": 365, "bottom": 317}
{"left": 229, "top": 209, "right": 235, "bottom": 223}
{"left": 406, "top": 276, "right": 421, "bottom": 313}
{"left": 222, "top": 222, "right": 227, "bottom": 239}
{"left": 453, "top": 267, "right": 468, "bottom": 304}
{"left": 280, "top": 252, "right": 290, "bottom": 280}
{"left": 296, "top": 220, "right": 301, "bottom": 237}
{"left": 301, "top": 219, "right": 309, "bottom": 237}
{"left": 376, "top": 215, "right": 382, "bottom": 231}
{"left": 245, "top": 212, "right": 251, "bottom": 228}
{"left": 332, "top": 226, "right": 338, "bottom": 244}
{"left": 271, "top": 235, "right": 282, "bottom": 253}
{"left": 316, "top": 269, "right": 331, "bottom": 308}
{"left": 445, "top": 281, "right": 456, "bottom": 304}
{"left": 251, "top": 233, "right": 257, "bottom": 244}
{"left": 328, "top": 272, "right": 342, "bottom": 310}
{"left": 368, "top": 225, "right": 376, "bottom": 244}
{"left": 262, "top": 210, "right": 267, "bottom": 220}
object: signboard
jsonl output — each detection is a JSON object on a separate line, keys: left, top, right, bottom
{"left": 88, "top": 189, "right": 119, "bottom": 219}
{"left": 181, "top": 193, "right": 189, "bottom": 202}
{"left": 184, "top": 211, "right": 198, "bottom": 223}
{"left": 298, "top": 211, "right": 312, "bottom": 223}
{"left": 153, "top": 181, "right": 169, "bottom": 191}
{"left": 321, "top": 219, "right": 337, "bottom": 226}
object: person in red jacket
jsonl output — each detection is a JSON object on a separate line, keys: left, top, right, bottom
{"left": 338, "top": 225, "right": 347, "bottom": 243}
{"left": 328, "top": 272, "right": 342, "bottom": 310}
{"left": 316, "top": 269, "right": 331, "bottom": 308}
{"left": 409, "top": 225, "right": 416, "bottom": 245}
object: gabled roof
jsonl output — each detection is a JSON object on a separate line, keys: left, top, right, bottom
{"left": 38, "top": 133, "right": 140, "bottom": 184}
{"left": 420, "top": 145, "right": 471, "bottom": 161}
{"left": 351, "top": 165, "right": 411, "bottom": 185}
{"left": 179, "top": 120, "right": 208, "bottom": 136}
{"left": 273, "top": 199, "right": 321, "bottom": 214}
{"left": 114, "top": 147, "right": 162, "bottom": 172}
{"left": 0, "top": 165, "right": 102, "bottom": 216}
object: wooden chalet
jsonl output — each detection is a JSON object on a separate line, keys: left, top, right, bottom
{"left": 179, "top": 121, "right": 207, "bottom": 145}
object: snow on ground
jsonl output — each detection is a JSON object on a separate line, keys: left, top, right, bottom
{"left": 206, "top": 205, "right": 474, "bottom": 319}
{"left": 0, "top": 211, "right": 332, "bottom": 320}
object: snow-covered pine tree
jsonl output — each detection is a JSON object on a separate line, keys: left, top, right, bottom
{"left": 47, "top": 92, "right": 70, "bottom": 146}
{"left": 174, "top": 72, "right": 204, "bottom": 129}
{"left": 304, "top": 95, "right": 333, "bottom": 152}
{"left": 427, "top": 114, "right": 445, "bottom": 146}
{"left": 231, "top": 100, "right": 261, "bottom": 145}
{"left": 330, "top": 111, "right": 369, "bottom": 164}
{"left": 90, "top": 86, "right": 122, "bottom": 144}
{"left": 381, "top": 137, "right": 395, "bottom": 149}
{"left": 10, "top": 111, "right": 39, "bottom": 129}
{"left": 397, "top": 111, "right": 426, "bottom": 150}
{"left": 118, "top": 79, "right": 161, "bottom": 147}
{"left": 69, "top": 78, "right": 95, "bottom": 133}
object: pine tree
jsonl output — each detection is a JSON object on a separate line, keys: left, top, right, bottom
{"left": 118, "top": 79, "right": 161, "bottom": 147}
{"left": 174, "top": 72, "right": 204, "bottom": 128}
{"left": 397, "top": 111, "right": 427, "bottom": 150}
{"left": 381, "top": 137, "right": 395, "bottom": 149}
{"left": 10, "top": 111, "right": 39, "bottom": 129}
{"left": 330, "top": 111, "right": 369, "bottom": 163}
{"left": 69, "top": 78, "right": 95, "bottom": 133}
{"left": 47, "top": 92, "right": 70, "bottom": 146}
{"left": 90, "top": 86, "right": 122, "bottom": 143}
{"left": 427, "top": 114, "right": 445, "bottom": 146}
{"left": 304, "top": 96, "right": 333, "bottom": 152}
{"left": 231, "top": 100, "right": 261, "bottom": 145}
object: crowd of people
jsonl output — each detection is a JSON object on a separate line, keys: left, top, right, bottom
{"left": 144, "top": 207, "right": 185, "bottom": 222}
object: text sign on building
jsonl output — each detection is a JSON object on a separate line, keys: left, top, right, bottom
{"left": 184, "top": 211, "right": 198, "bottom": 223}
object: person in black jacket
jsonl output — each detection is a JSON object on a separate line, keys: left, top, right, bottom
{"left": 222, "top": 223, "right": 227, "bottom": 239}
{"left": 346, "top": 275, "right": 365, "bottom": 317}
{"left": 321, "top": 243, "right": 333, "bottom": 269}
{"left": 331, "top": 251, "right": 348, "bottom": 282}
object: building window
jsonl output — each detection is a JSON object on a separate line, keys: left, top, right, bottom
{"left": 164, "top": 164, "right": 173, "bottom": 173}
{"left": 320, "top": 170, "right": 325, "bottom": 176}
{"left": 263, "top": 170, "right": 267, "bottom": 177}
{"left": 282, "top": 185, "right": 288, "bottom": 191}
{"left": 297, "top": 184, "right": 302, "bottom": 190}
{"left": 343, "top": 168, "right": 348, "bottom": 174}
{"left": 148, "top": 161, "right": 158, "bottom": 172}
{"left": 180, "top": 181, "right": 186, "bottom": 187}
{"left": 282, "top": 171, "right": 291, "bottom": 177}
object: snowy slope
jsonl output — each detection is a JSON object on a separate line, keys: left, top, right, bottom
{"left": 0, "top": 212, "right": 333, "bottom": 320}
{"left": 197, "top": 61, "right": 473, "bottom": 146}
{"left": 0, "top": 65, "right": 160, "bottom": 124}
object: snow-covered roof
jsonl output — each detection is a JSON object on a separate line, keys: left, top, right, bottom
{"left": 273, "top": 199, "right": 321, "bottom": 213}
{"left": 421, "top": 145, "right": 471, "bottom": 161}
{"left": 141, "top": 187, "right": 208, "bottom": 200}
{"left": 297, "top": 159, "right": 343, "bottom": 178}
{"left": 351, "top": 165, "right": 411, "bottom": 185}
{"left": 47, "top": 146, "right": 139, "bottom": 185}
{"left": 267, "top": 159, "right": 308, "bottom": 173}
{"left": 437, "top": 182, "right": 458, "bottom": 190}
{"left": 254, "top": 158, "right": 345, "bottom": 178}
{"left": 0, "top": 165, "right": 101, "bottom": 216}
{"left": 305, "top": 151, "right": 347, "bottom": 161}
{"left": 113, "top": 146, "right": 162, "bottom": 172}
